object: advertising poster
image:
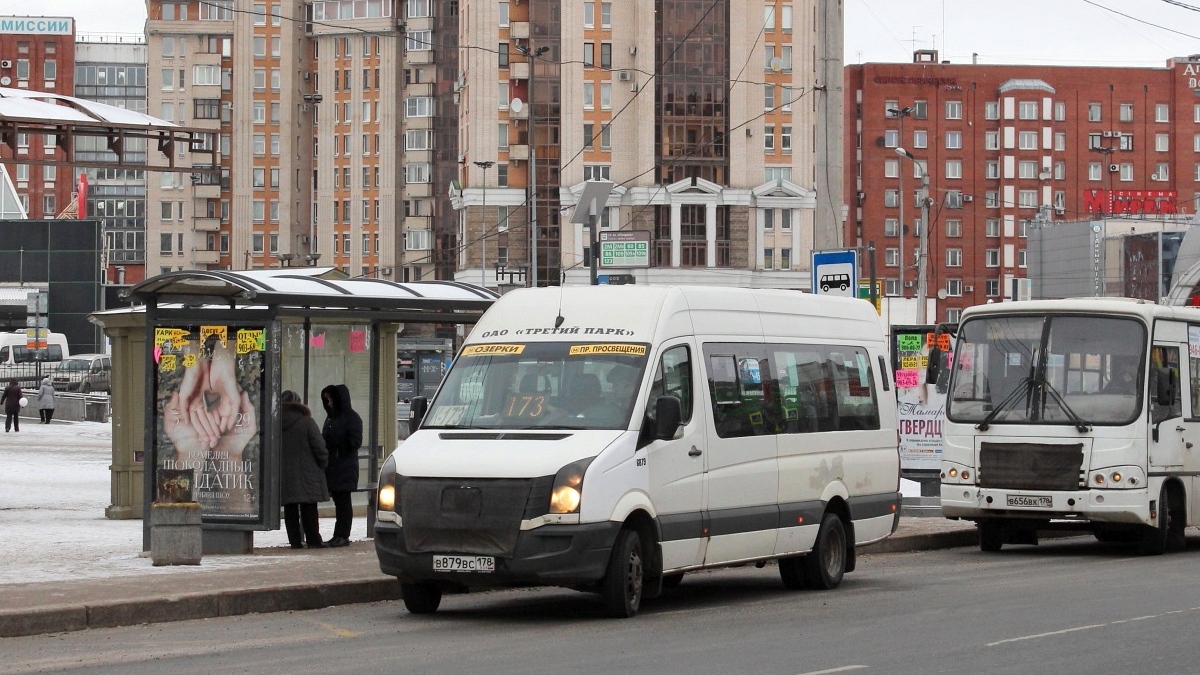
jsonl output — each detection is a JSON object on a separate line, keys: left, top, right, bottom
{"left": 155, "top": 324, "right": 266, "bottom": 520}
{"left": 894, "top": 328, "right": 949, "bottom": 472}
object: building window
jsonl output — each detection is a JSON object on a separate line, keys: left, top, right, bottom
{"left": 763, "top": 248, "right": 773, "bottom": 270}
{"left": 1018, "top": 131, "right": 1038, "bottom": 150}
{"left": 764, "top": 125, "right": 774, "bottom": 152}
{"left": 985, "top": 278, "right": 1000, "bottom": 297}
{"left": 583, "top": 165, "right": 611, "bottom": 181}
{"left": 1054, "top": 101, "right": 1066, "bottom": 121}
{"left": 945, "top": 131, "right": 962, "bottom": 149}
{"left": 984, "top": 131, "right": 999, "bottom": 150}
{"left": 584, "top": 83, "right": 594, "bottom": 109}
{"left": 1156, "top": 103, "right": 1170, "bottom": 122}
{"left": 498, "top": 1, "right": 509, "bottom": 25}
{"left": 1054, "top": 132, "right": 1066, "bottom": 151}
{"left": 1156, "top": 133, "right": 1170, "bottom": 152}
{"left": 913, "top": 130, "right": 927, "bottom": 149}
{"left": 884, "top": 218, "right": 898, "bottom": 237}
{"left": 984, "top": 101, "right": 999, "bottom": 120}
{"left": 1120, "top": 163, "right": 1134, "bottom": 181}
{"left": 884, "top": 129, "right": 898, "bottom": 148}
{"left": 584, "top": 1, "right": 595, "bottom": 27}
{"left": 1018, "top": 190, "right": 1038, "bottom": 208}
{"left": 883, "top": 189, "right": 899, "bottom": 208}
{"left": 1018, "top": 160, "right": 1038, "bottom": 179}
{"left": 1119, "top": 134, "right": 1134, "bottom": 151}
{"left": 947, "top": 279, "right": 963, "bottom": 297}
{"left": 1088, "top": 103, "right": 1102, "bottom": 122}
{"left": 985, "top": 191, "right": 999, "bottom": 208}
{"left": 946, "top": 249, "right": 962, "bottom": 267}
{"left": 1018, "top": 250, "right": 1027, "bottom": 268}
{"left": 985, "top": 249, "right": 1000, "bottom": 267}
{"left": 945, "top": 101, "right": 962, "bottom": 120}
{"left": 583, "top": 42, "right": 594, "bottom": 67}
{"left": 947, "top": 308, "right": 963, "bottom": 323}
{"left": 1120, "top": 103, "right": 1134, "bottom": 122}
{"left": 600, "top": 43, "right": 612, "bottom": 69}
{"left": 985, "top": 161, "right": 1000, "bottom": 179}
{"left": 1018, "top": 101, "right": 1038, "bottom": 120}
{"left": 781, "top": 126, "right": 792, "bottom": 153}
{"left": 885, "top": 248, "right": 899, "bottom": 267}
{"left": 985, "top": 219, "right": 1000, "bottom": 237}
{"left": 941, "top": 219, "right": 960, "bottom": 238}
{"left": 764, "top": 84, "right": 775, "bottom": 110}
{"left": 1054, "top": 161, "right": 1066, "bottom": 180}
{"left": 945, "top": 160, "right": 962, "bottom": 179}
{"left": 1089, "top": 163, "right": 1102, "bottom": 181}
{"left": 1155, "top": 163, "right": 1170, "bottom": 181}
{"left": 600, "top": 82, "right": 612, "bottom": 109}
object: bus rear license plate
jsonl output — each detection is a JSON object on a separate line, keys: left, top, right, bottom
{"left": 432, "top": 555, "right": 495, "bottom": 573}
{"left": 1007, "top": 494, "right": 1052, "bottom": 508}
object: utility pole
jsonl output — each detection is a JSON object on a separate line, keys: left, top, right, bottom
{"left": 887, "top": 106, "right": 912, "bottom": 300}
{"left": 896, "top": 146, "right": 929, "bottom": 324}
{"left": 473, "top": 160, "right": 494, "bottom": 289}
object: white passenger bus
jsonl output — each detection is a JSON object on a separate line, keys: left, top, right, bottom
{"left": 934, "top": 298, "right": 1199, "bottom": 554}
{"left": 375, "top": 285, "right": 900, "bottom": 616}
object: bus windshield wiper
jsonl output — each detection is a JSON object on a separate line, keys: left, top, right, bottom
{"left": 977, "top": 377, "right": 1033, "bottom": 431}
{"left": 1038, "top": 378, "right": 1091, "bottom": 432}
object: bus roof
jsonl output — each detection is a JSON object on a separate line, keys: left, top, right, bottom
{"left": 960, "top": 297, "right": 1200, "bottom": 323}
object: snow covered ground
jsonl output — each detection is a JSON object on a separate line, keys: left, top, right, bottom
{"left": 0, "top": 420, "right": 367, "bottom": 585}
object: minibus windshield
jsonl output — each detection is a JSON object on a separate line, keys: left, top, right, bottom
{"left": 423, "top": 341, "right": 651, "bottom": 430}
{"left": 947, "top": 314, "right": 1147, "bottom": 426}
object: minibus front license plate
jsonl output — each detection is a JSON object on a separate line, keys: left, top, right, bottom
{"left": 1006, "top": 494, "right": 1052, "bottom": 508}
{"left": 432, "top": 555, "right": 495, "bottom": 573}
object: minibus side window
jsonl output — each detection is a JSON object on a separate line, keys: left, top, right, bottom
{"left": 47, "top": 345, "right": 63, "bottom": 361}
{"left": 649, "top": 345, "right": 692, "bottom": 424}
{"left": 0, "top": 347, "right": 7, "bottom": 363}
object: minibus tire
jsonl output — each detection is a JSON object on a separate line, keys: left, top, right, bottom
{"left": 802, "top": 513, "right": 846, "bottom": 590}
{"left": 401, "top": 581, "right": 443, "bottom": 614}
{"left": 602, "top": 529, "right": 645, "bottom": 618}
{"left": 1139, "top": 486, "right": 1173, "bottom": 556}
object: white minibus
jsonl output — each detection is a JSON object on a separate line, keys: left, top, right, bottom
{"left": 935, "top": 298, "right": 1200, "bottom": 554}
{"left": 375, "top": 285, "right": 900, "bottom": 616}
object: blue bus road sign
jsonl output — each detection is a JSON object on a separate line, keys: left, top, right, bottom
{"left": 811, "top": 250, "right": 859, "bottom": 297}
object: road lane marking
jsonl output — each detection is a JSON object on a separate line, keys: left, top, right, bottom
{"left": 986, "top": 624, "right": 1106, "bottom": 647}
{"left": 315, "top": 621, "right": 357, "bottom": 638}
{"left": 795, "top": 666, "right": 868, "bottom": 675}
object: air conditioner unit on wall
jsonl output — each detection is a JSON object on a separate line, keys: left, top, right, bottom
{"left": 0, "top": 60, "right": 11, "bottom": 69}
{"left": 964, "top": 285, "right": 974, "bottom": 292}
{"left": 962, "top": 194, "right": 973, "bottom": 202}
{"left": 617, "top": 70, "right": 631, "bottom": 82}
{"left": 1110, "top": 164, "right": 1119, "bottom": 172}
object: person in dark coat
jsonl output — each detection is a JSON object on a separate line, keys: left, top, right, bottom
{"left": 36, "top": 377, "right": 56, "bottom": 424}
{"left": 281, "top": 390, "right": 330, "bottom": 549}
{"left": 1, "top": 378, "right": 22, "bottom": 432}
{"left": 321, "top": 384, "right": 362, "bottom": 547}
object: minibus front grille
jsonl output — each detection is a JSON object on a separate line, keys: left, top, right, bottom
{"left": 978, "top": 442, "right": 1085, "bottom": 491}
{"left": 398, "top": 476, "right": 554, "bottom": 556}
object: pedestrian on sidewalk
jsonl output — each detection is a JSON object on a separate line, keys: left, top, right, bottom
{"left": 1, "top": 378, "right": 22, "bottom": 432}
{"left": 36, "top": 377, "right": 56, "bottom": 424}
{"left": 280, "top": 390, "right": 329, "bottom": 549}
{"left": 321, "top": 384, "right": 362, "bottom": 548}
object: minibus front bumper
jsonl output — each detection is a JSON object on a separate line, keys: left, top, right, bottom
{"left": 374, "top": 519, "right": 623, "bottom": 587}
{"left": 940, "top": 484, "right": 1151, "bottom": 525}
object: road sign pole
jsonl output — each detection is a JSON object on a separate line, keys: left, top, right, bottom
{"left": 589, "top": 205, "right": 599, "bottom": 286}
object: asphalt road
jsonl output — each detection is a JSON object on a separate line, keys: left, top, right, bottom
{"left": 4, "top": 536, "right": 1200, "bottom": 675}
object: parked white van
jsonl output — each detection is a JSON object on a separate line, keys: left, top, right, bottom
{"left": 375, "top": 286, "right": 900, "bottom": 617}
{"left": 0, "top": 331, "right": 69, "bottom": 388}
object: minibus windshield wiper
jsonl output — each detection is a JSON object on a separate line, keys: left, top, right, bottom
{"left": 1038, "top": 378, "right": 1091, "bottom": 432}
{"left": 976, "top": 377, "right": 1033, "bottom": 431}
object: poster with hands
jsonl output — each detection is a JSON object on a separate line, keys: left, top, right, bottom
{"left": 156, "top": 326, "right": 265, "bottom": 519}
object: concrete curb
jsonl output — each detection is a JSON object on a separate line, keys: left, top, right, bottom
{"left": 0, "top": 579, "right": 403, "bottom": 639}
{"left": 0, "top": 532, "right": 974, "bottom": 639}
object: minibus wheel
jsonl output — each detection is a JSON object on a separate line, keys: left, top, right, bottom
{"left": 661, "top": 573, "right": 684, "bottom": 589}
{"left": 802, "top": 513, "right": 847, "bottom": 590}
{"left": 778, "top": 556, "right": 806, "bottom": 589}
{"left": 602, "top": 529, "right": 645, "bottom": 618}
{"left": 1139, "top": 485, "right": 1184, "bottom": 555}
{"left": 401, "top": 581, "right": 443, "bottom": 614}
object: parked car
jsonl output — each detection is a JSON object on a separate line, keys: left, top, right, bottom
{"left": 52, "top": 354, "right": 112, "bottom": 394}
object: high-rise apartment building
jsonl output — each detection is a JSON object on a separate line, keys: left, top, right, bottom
{"left": 0, "top": 16, "right": 77, "bottom": 220}
{"left": 75, "top": 36, "right": 149, "bottom": 285}
{"left": 455, "top": 0, "right": 839, "bottom": 288}
{"left": 846, "top": 50, "right": 1200, "bottom": 322}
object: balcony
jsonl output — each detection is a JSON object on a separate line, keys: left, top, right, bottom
{"left": 405, "top": 81, "right": 434, "bottom": 97}
{"left": 192, "top": 249, "right": 221, "bottom": 265}
{"left": 508, "top": 144, "right": 530, "bottom": 161}
{"left": 404, "top": 182, "right": 433, "bottom": 198}
{"left": 193, "top": 183, "right": 221, "bottom": 199}
{"left": 192, "top": 216, "right": 221, "bottom": 232}
{"left": 508, "top": 62, "right": 530, "bottom": 80}
{"left": 509, "top": 21, "right": 529, "bottom": 39}
{"left": 406, "top": 49, "right": 434, "bottom": 65}
{"left": 509, "top": 104, "right": 528, "bottom": 120}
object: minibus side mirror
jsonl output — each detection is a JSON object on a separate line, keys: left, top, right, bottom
{"left": 409, "top": 396, "right": 428, "bottom": 435}
{"left": 654, "top": 395, "right": 682, "bottom": 441}
{"left": 926, "top": 347, "right": 941, "bottom": 384}
{"left": 1156, "top": 368, "right": 1176, "bottom": 407}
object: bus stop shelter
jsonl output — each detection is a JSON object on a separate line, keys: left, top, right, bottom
{"left": 91, "top": 267, "right": 496, "bottom": 553}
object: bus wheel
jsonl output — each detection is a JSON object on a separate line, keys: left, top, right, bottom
{"left": 979, "top": 522, "right": 1003, "bottom": 552}
{"left": 401, "top": 581, "right": 442, "bottom": 614}
{"left": 778, "top": 556, "right": 807, "bottom": 590}
{"left": 1140, "top": 485, "right": 1185, "bottom": 555}
{"left": 602, "top": 528, "right": 645, "bottom": 618}
{"left": 802, "top": 513, "right": 847, "bottom": 590}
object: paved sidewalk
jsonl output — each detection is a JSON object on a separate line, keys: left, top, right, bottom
{"left": 0, "top": 517, "right": 981, "bottom": 638}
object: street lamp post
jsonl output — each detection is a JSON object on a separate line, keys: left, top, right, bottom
{"left": 896, "top": 146, "right": 930, "bottom": 324}
{"left": 887, "top": 106, "right": 913, "bottom": 299}
{"left": 473, "top": 160, "right": 494, "bottom": 289}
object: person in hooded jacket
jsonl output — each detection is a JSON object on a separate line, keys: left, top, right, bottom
{"left": 281, "top": 390, "right": 329, "bottom": 549}
{"left": 321, "top": 384, "right": 362, "bottom": 547}
{"left": 1, "top": 379, "right": 22, "bottom": 432}
{"left": 36, "top": 377, "right": 56, "bottom": 424}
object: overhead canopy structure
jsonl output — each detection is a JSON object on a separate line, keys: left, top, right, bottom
{"left": 123, "top": 267, "right": 498, "bottom": 322}
{"left": 0, "top": 86, "right": 216, "bottom": 173}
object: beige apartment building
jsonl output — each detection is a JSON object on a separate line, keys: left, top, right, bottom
{"left": 454, "top": 0, "right": 843, "bottom": 288}
{"left": 145, "top": 0, "right": 455, "bottom": 281}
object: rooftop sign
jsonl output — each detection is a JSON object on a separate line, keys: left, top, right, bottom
{"left": 0, "top": 17, "right": 74, "bottom": 35}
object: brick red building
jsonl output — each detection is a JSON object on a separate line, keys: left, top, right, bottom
{"left": 0, "top": 16, "right": 76, "bottom": 219}
{"left": 846, "top": 50, "right": 1200, "bottom": 322}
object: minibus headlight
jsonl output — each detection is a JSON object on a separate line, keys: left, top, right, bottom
{"left": 549, "top": 457, "right": 595, "bottom": 514}
{"left": 948, "top": 468, "right": 958, "bottom": 478}
{"left": 1110, "top": 472, "right": 1122, "bottom": 484}
{"left": 378, "top": 454, "right": 398, "bottom": 512}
